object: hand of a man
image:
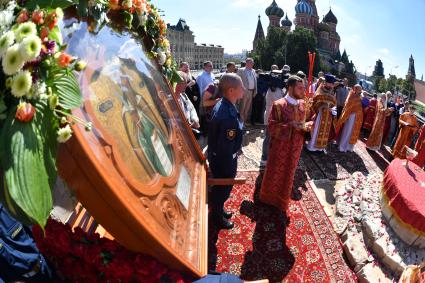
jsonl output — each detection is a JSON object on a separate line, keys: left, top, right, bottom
{"left": 304, "top": 121, "right": 314, "bottom": 132}
{"left": 289, "top": 121, "right": 304, "bottom": 130}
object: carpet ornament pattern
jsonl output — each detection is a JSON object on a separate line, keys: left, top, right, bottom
{"left": 208, "top": 171, "right": 356, "bottom": 282}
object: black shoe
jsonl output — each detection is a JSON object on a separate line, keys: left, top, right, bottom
{"left": 213, "top": 217, "right": 234, "bottom": 229}
{"left": 223, "top": 210, "right": 233, "bottom": 219}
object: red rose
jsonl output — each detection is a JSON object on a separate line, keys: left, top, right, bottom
{"left": 105, "top": 260, "right": 134, "bottom": 281}
{"left": 45, "top": 12, "right": 58, "bottom": 30}
{"left": 17, "top": 10, "right": 29, "bottom": 23}
{"left": 57, "top": 53, "right": 73, "bottom": 68}
{"left": 32, "top": 10, "right": 44, "bottom": 24}
{"left": 15, "top": 102, "right": 35, "bottom": 123}
{"left": 40, "top": 26, "right": 50, "bottom": 40}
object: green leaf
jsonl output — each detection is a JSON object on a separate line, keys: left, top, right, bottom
{"left": 0, "top": 102, "right": 58, "bottom": 227}
{"left": 25, "top": 0, "right": 78, "bottom": 9}
{"left": 77, "top": 0, "right": 88, "bottom": 18}
{"left": 52, "top": 70, "right": 83, "bottom": 109}
{"left": 48, "top": 26, "right": 63, "bottom": 46}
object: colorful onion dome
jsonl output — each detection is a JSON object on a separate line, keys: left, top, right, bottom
{"left": 295, "top": 0, "right": 313, "bottom": 15}
{"left": 265, "top": 0, "right": 285, "bottom": 18}
{"left": 281, "top": 14, "right": 293, "bottom": 27}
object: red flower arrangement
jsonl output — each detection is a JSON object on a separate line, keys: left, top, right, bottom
{"left": 32, "top": 219, "right": 191, "bottom": 283}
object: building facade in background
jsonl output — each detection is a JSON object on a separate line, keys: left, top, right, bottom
{"left": 167, "top": 19, "right": 224, "bottom": 70}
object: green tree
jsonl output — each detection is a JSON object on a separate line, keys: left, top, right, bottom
{"left": 378, "top": 78, "right": 387, "bottom": 93}
{"left": 253, "top": 27, "right": 287, "bottom": 70}
{"left": 285, "top": 27, "right": 320, "bottom": 74}
{"left": 341, "top": 49, "right": 349, "bottom": 64}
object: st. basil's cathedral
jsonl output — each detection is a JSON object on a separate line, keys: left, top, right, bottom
{"left": 253, "top": 0, "right": 341, "bottom": 69}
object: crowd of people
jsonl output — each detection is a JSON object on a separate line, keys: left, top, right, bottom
{"left": 174, "top": 58, "right": 424, "bottom": 230}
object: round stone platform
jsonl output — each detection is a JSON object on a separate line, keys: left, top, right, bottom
{"left": 334, "top": 171, "right": 425, "bottom": 280}
{"left": 381, "top": 158, "right": 425, "bottom": 248}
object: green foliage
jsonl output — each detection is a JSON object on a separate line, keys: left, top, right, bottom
{"left": 48, "top": 26, "right": 63, "bottom": 46}
{"left": 0, "top": 102, "right": 57, "bottom": 227}
{"left": 51, "top": 70, "right": 83, "bottom": 109}
{"left": 254, "top": 27, "right": 321, "bottom": 73}
{"left": 286, "top": 27, "right": 320, "bottom": 74}
{"left": 254, "top": 27, "right": 287, "bottom": 70}
{"left": 25, "top": 0, "right": 79, "bottom": 9}
{"left": 341, "top": 50, "right": 349, "bottom": 64}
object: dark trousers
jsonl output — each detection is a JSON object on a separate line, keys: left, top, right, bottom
{"left": 337, "top": 106, "right": 344, "bottom": 119}
{"left": 209, "top": 157, "right": 237, "bottom": 220}
{"left": 390, "top": 126, "right": 401, "bottom": 149}
{"left": 251, "top": 93, "right": 265, "bottom": 124}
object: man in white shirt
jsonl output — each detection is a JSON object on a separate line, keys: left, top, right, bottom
{"left": 237, "top": 58, "right": 257, "bottom": 125}
{"left": 196, "top": 61, "right": 215, "bottom": 98}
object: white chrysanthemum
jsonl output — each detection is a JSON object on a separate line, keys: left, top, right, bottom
{"left": 19, "top": 34, "right": 41, "bottom": 61}
{"left": 11, "top": 70, "right": 32, "bottom": 98}
{"left": 15, "top": 22, "right": 37, "bottom": 42}
{"left": 2, "top": 44, "right": 24, "bottom": 75}
{"left": 55, "top": 8, "right": 64, "bottom": 20}
{"left": 0, "top": 1, "right": 16, "bottom": 35}
{"left": 138, "top": 12, "right": 147, "bottom": 26}
{"left": 122, "top": 0, "right": 132, "bottom": 8}
{"left": 0, "top": 30, "right": 14, "bottom": 58}
{"left": 27, "top": 81, "right": 46, "bottom": 99}
{"left": 57, "top": 124, "right": 73, "bottom": 143}
{"left": 157, "top": 49, "right": 166, "bottom": 65}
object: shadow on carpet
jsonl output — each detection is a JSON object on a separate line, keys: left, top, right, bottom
{"left": 208, "top": 170, "right": 356, "bottom": 282}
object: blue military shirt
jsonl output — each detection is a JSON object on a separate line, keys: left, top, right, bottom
{"left": 207, "top": 97, "right": 243, "bottom": 177}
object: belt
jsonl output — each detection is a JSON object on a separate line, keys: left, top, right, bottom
{"left": 212, "top": 152, "right": 237, "bottom": 159}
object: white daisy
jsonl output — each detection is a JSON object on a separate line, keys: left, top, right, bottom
{"left": 2, "top": 44, "right": 24, "bottom": 75}
{"left": 138, "top": 12, "right": 147, "bottom": 26}
{"left": 19, "top": 34, "right": 41, "bottom": 61}
{"left": 157, "top": 49, "right": 166, "bottom": 65}
{"left": 0, "top": 30, "right": 14, "bottom": 58}
{"left": 11, "top": 70, "right": 32, "bottom": 98}
{"left": 27, "top": 81, "right": 46, "bottom": 99}
{"left": 15, "top": 22, "right": 37, "bottom": 42}
{"left": 57, "top": 124, "right": 73, "bottom": 143}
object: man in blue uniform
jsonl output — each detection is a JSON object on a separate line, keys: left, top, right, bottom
{"left": 0, "top": 203, "right": 52, "bottom": 282}
{"left": 208, "top": 73, "right": 244, "bottom": 229}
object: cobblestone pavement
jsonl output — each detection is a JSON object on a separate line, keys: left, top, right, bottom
{"left": 237, "top": 126, "right": 390, "bottom": 177}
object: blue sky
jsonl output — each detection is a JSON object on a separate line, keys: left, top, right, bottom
{"left": 152, "top": 0, "right": 425, "bottom": 79}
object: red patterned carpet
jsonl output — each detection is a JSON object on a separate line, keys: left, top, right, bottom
{"left": 208, "top": 170, "right": 356, "bottom": 282}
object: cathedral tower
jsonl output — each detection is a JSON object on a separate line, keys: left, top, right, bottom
{"left": 253, "top": 15, "right": 265, "bottom": 51}
{"left": 407, "top": 54, "right": 416, "bottom": 83}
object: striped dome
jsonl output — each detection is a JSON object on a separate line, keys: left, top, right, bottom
{"left": 281, "top": 15, "right": 292, "bottom": 27}
{"left": 265, "top": 0, "right": 284, "bottom": 18}
{"left": 295, "top": 0, "right": 313, "bottom": 15}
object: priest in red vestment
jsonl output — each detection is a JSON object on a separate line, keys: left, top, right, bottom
{"left": 392, "top": 103, "right": 418, "bottom": 159}
{"left": 413, "top": 124, "right": 425, "bottom": 167}
{"left": 363, "top": 94, "right": 378, "bottom": 131}
{"left": 259, "top": 76, "right": 313, "bottom": 213}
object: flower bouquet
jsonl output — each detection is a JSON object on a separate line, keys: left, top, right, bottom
{"left": 0, "top": 0, "right": 179, "bottom": 228}
{"left": 32, "top": 219, "right": 190, "bottom": 282}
